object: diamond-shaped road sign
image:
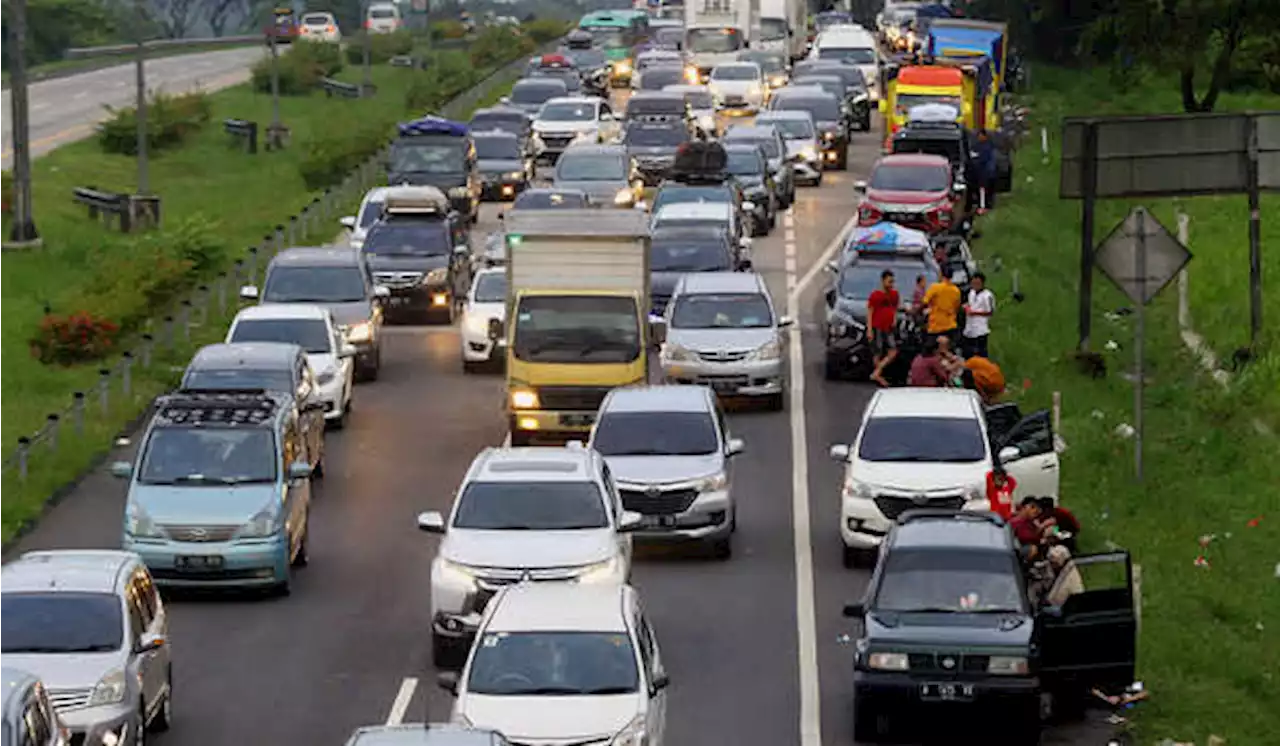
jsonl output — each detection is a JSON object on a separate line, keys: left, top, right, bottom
{"left": 1094, "top": 207, "right": 1193, "bottom": 306}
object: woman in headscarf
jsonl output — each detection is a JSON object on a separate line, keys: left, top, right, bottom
{"left": 1044, "top": 545, "right": 1085, "bottom": 608}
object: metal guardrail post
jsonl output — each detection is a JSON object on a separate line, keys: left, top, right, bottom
{"left": 72, "top": 392, "right": 86, "bottom": 435}
{"left": 288, "top": 215, "right": 297, "bottom": 245}
{"left": 162, "top": 316, "right": 175, "bottom": 349}
{"left": 249, "top": 246, "right": 260, "bottom": 281}
{"left": 140, "top": 334, "right": 154, "bottom": 368}
{"left": 274, "top": 225, "right": 284, "bottom": 253}
{"left": 16, "top": 438, "right": 30, "bottom": 482}
{"left": 216, "top": 273, "right": 228, "bottom": 313}
{"left": 179, "top": 301, "right": 192, "bottom": 342}
{"left": 233, "top": 259, "right": 246, "bottom": 287}
{"left": 195, "top": 285, "right": 209, "bottom": 325}
{"left": 98, "top": 369, "right": 111, "bottom": 416}
{"left": 46, "top": 414, "right": 60, "bottom": 453}
{"left": 121, "top": 352, "right": 134, "bottom": 397}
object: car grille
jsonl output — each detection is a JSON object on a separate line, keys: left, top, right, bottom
{"left": 150, "top": 567, "right": 271, "bottom": 581}
{"left": 468, "top": 567, "right": 585, "bottom": 613}
{"left": 160, "top": 524, "right": 240, "bottom": 543}
{"left": 47, "top": 687, "right": 92, "bottom": 711}
{"left": 696, "top": 348, "right": 752, "bottom": 363}
{"left": 908, "top": 652, "right": 990, "bottom": 674}
{"left": 534, "top": 386, "right": 612, "bottom": 411}
{"left": 69, "top": 734, "right": 87, "bottom": 746}
{"left": 620, "top": 487, "right": 699, "bottom": 515}
{"left": 373, "top": 271, "right": 423, "bottom": 289}
{"left": 540, "top": 133, "right": 575, "bottom": 149}
{"left": 874, "top": 494, "right": 966, "bottom": 521}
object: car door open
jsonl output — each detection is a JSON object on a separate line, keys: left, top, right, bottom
{"left": 1037, "top": 550, "right": 1137, "bottom": 695}
{"left": 994, "top": 408, "right": 1060, "bottom": 501}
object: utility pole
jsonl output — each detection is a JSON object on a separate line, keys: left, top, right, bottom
{"left": 7, "top": 0, "right": 41, "bottom": 245}
{"left": 362, "top": 0, "right": 373, "bottom": 97}
{"left": 133, "top": 0, "right": 151, "bottom": 195}
{"left": 266, "top": 31, "right": 286, "bottom": 148}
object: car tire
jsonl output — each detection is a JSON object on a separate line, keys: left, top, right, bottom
{"left": 751, "top": 218, "right": 767, "bottom": 237}
{"left": 710, "top": 536, "right": 733, "bottom": 560}
{"left": 824, "top": 355, "right": 844, "bottom": 380}
{"left": 852, "top": 699, "right": 885, "bottom": 742}
{"left": 767, "top": 208, "right": 777, "bottom": 230}
{"left": 842, "top": 544, "right": 862, "bottom": 569}
{"left": 508, "top": 430, "right": 534, "bottom": 447}
{"left": 150, "top": 669, "right": 173, "bottom": 732}
{"left": 765, "top": 392, "right": 785, "bottom": 411}
{"left": 313, "top": 444, "right": 326, "bottom": 479}
{"left": 814, "top": 173, "right": 824, "bottom": 187}
{"left": 432, "top": 633, "right": 465, "bottom": 669}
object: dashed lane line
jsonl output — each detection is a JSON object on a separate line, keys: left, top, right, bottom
{"left": 386, "top": 677, "right": 418, "bottom": 726}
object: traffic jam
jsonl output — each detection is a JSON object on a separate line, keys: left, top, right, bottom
{"left": 2, "top": 2, "right": 1136, "bottom": 746}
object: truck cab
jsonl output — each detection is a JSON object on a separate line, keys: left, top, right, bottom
{"left": 387, "top": 116, "right": 480, "bottom": 225}
{"left": 685, "top": 0, "right": 761, "bottom": 82}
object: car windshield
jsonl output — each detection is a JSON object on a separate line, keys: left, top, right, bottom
{"left": 593, "top": 411, "right": 720, "bottom": 456}
{"left": 512, "top": 83, "right": 562, "bottom": 105}
{"left": 567, "top": 49, "right": 606, "bottom": 68}
{"left": 539, "top": 102, "right": 595, "bottom": 122}
{"left": 183, "top": 368, "right": 294, "bottom": 392}
{"left": 871, "top": 164, "right": 949, "bottom": 192}
{"left": 640, "top": 69, "right": 684, "bottom": 89}
{"left": 894, "top": 136, "right": 961, "bottom": 162}
{"left": 389, "top": 142, "right": 465, "bottom": 174}
{"left": 557, "top": 153, "right": 627, "bottom": 181}
{"left": 452, "top": 481, "right": 607, "bottom": 530}
{"left": 819, "top": 46, "right": 877, "bottom": 64}
{"left": 795, "top": 78, "right": 845, "bottom": 99}
{"left": 358, "top": 199, "right": 384, "bottom": 229}
{"left": 138, "top": 427, "right": 278, "bottom": 485}
{"left": 1, "top": 593, "right": 123, "bottom": 653}
{"left": 625, "top": 126, "right": 687, "bottom": 147}
{"left": 262, "top": 265, "right": 366, "bottom": 303}
{"left": 466, "top": 631, "right": 639, "bottom": 696}
{"left": 757, "top": 19, "right": 788, "bottom": 42}
{"left": 650, "top": 237, "right": 731, "bottom": 271}
{"left": 858, "top": 416, "right": 987, "bottom": 462}
{"left": 370, "top": 7, "right": 395, "bottom": 18}
{"left": 687, "top": 28, "right": 743, "bottom": 54}
{"left": 655, "top": 27, "right": 683, "bottom": 46}
{"left": 653, "top": 186, "right": 732, "bottom": 212}
{"left": 671, "top": 293, "right": 772, "bottom": 329}
{"left": 475, "top": 137, "right": 520, "bottom": 159}
{"left": 760, "top": 117, "right": 814, "bottom": 139}
{"left": 896, "top": 94, "right": 963, "bottom": 116}
{"left": 513, "top": 295, "right": 640, "bottom": 363}
{"left": 230, "top": 318, "right": 332, "bottom": 354}
{"left": 727, "top": 133, "right": 779, "bottom": 159}
{"left": 590, "top": 28, "right": 626, "bottom": 47}
{"left": 514, "top": 191, "right": 589, "bottom": 209}
{"left": 774, "top": 96, "right": 840, "bottom": 121}
{"left": 638, "top": 55, "right": 679, "bottom": 70}
{"left": 533, "top": 70, "right": 579, "bottom": 91}
{"left": 302, "top": 13, "right": 330, "bottom": 25}
{"left": 712, "top": 65, "right": 759, "bottom": 81}
{"left": 725, "top": 149, "right": 764, "bottom": 175}
{"left": 471, "top": 114, "right": 526, "bottom": 135}
{"left": 679, "top": 90, "right": 714, "bottom": 108}
{"left": 875, "top": 550, "right": 1025, "bottom": 613}
{"left": 473, "top": 272, "right": 507, "bottom": 303}
{"left": 362, "top": 221, "right": 451, "bottom": 256}
{"left": 838, "top": 264, "right": 896, "bottom": 299}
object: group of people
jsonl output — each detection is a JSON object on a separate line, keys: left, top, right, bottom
{"left": 1012, "top": 496, "right": 1085, "bottom": 608}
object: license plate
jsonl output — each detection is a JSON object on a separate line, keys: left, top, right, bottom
{"left": 710, "top": 380, "right": 739, "bottom": 393}
{"left": 560, "top": 413, "right": 595, "bottom": 427}
{"left": 920, "top": 682, "right": 974, "bottom": 702}
{"left": 643, "top": 515, "right": 678, "bottom": 528}
{"left": 175, "top": 555, "right": 224, "bottom": 570}
{"left": 390, "top": 296, "right": 411, "bottom": 307}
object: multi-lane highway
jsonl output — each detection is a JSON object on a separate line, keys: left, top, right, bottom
{"left": 1, "top": 46, "right": 265, "bottom": 168}
{"left": 6, "top": 88, "right": 1109, "bottom": 744}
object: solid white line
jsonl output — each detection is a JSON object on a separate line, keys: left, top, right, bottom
{"left": 386, "top": 677, "right": 418, "bottom": 726}
{"left": 788, "top": 211, "right": 859, "bottom": 746}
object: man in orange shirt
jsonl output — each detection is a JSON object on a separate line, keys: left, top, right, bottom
{"left": 922, "top": 274, "right": 961, "bottom": 347}
{"left": 963, "top": 355, "right": 1005, "bottom": 404}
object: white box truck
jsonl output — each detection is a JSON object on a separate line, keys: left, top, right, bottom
{"left": 684, "top": 0, "right": 761, "bottom": 80}
{"left": 757, "top": 0, "right": 807, "bottom": 61}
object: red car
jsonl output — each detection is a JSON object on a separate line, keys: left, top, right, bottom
{"left": 855, "top": 153, "right": 963, "bottom": 235}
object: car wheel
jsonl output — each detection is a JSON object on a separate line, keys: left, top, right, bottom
{"left": 331, "top": 401, "right": 347, "bottom": 430}
{"left": 150, "top": 670, "right": 173, "bottom": 732}
{"left": 462, "top": 359, "right": 484, "bottom": 374}
{"left": 852, "top": 699, "right": 885, "bottom": 742}
{"left": 293, "top": 524, "right": 309, "bottom": 567}
{"left": 751, "top": 218, "right": 767, "bottom": 237}
{"left": 767, "top": 208, "right": 777, "bottom": 229}
{"left": 814, "top": 172, "right": 824, "bottom": 187}
{"left": 710, "top": 536, "right": 733, "bottom": 560}
{"left": 824, "top": 355, "right": 844, "bottom": 380}
{"left": 312, "top": 443, "right": 325, "bottom": 479}
{"left": 765, "top": 392, "right": 785, "bottom": 411}
{"left": 842, "top": 544, "right": 862, "bottom": 569}
{"left": 432, "top": 633, "right": 464, "bottom": 669}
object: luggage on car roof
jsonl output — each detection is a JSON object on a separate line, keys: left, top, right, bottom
{"left": 671, "top": 140, "right": 727, "bottom": 176}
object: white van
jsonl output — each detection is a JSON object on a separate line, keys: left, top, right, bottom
{"left": 811, "top": 25, "right": 881, "bottom": 100}
{"left": 366, "top": 2, "right": 402, "bottom": 34}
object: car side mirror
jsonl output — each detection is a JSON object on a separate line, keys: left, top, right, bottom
{"left": 777, "top": 315, "right": 794, "bottom": 328}
{"left": 110, "top": 461, "right": 134, "bottom": 479}
{"left": 825, "top": 260, "right": 839, "bottom": 274}
{"left": 133, "top": 632, "right": 165, "bottom": 655}
{"left": 487, "top": 318, "right": 504, "bottom": 342}
{"left": 239, "top": 285, "right": 260, "bottom": 301}
{"left": 651, "top": 672, "right": 670, "bottom": 692}
{"left": 338, "top": 343, "right": 358, "bottom": 359}
{"left": 842, "top": 602, "right": 864, "bottom": 617}
{"left": 853, "top": 180, "right": 868, "bottom": 193}
{"left": 648, "top": 314, "right": 667, "bottom": 345}
{"left": 374, "top": 285, "right": 391, "bottom": 299}
{"left": 339, "top": 216, "right": 357, "bottom": 229}
{"left": 824, "top": 288, "right": 836, "bottom": 307}
{"left": 742, "top": 200, "right": 756, "bottom": 212}
{"left": 288, "top": 461, "right": 313, "bottom": 481}
{"left": 500, "top": 96, "right": 511, "bottom": 105}
{"left": 998, "top": 445, "right": 1022, "bottom": 463}
{"left": 829, "top": 444, "right": 851, "bottom": 462}
{"left": 453, "top": 244, "right": 470, "bottom": 256}
{"left": 736, "top": 259, "right": 753, "bottom": 271}
{"left": 618, "top": 510, "right": 645, "bottom": 532}
{"left": 739, "top": 237, "right": 752, "bottom": 250}
{"left": 437, "top": 671, "right": 460, "bottom": 695}
{"left": 725, "top": 438, "right": 745, "bottom": 457}
{"left": 417, "top": 510, "right": 447, "bottom": 534}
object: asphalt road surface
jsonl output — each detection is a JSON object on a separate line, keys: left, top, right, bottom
{"left": 1, "top": 46, "right": 265, "bottom": 169}
{"left": 6, "top": 89, "right": 1113, "bottom": 745}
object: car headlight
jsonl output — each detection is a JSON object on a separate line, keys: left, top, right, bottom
{"left": 747, "top": 84, "right": 762, "bottom": 96}
{"left": 698, "top": 114, "right": 715, "bottom": 131}
{"left": 695, "top": 472, "right": 728, "bottom": 492}
{"left": 438, "top": 557, "right": 478, "bottom": 586}
{"left": 238, "top": 508, "right": 280, "bottom": 538}
{"left": 768, "top": 74, "right": 787, "bottom": 88}
{"left": 867, "top": 652, "right": 909, "bottom": 671}
{"left": 424, "top": 267, "right": 448, "bottom": 285}
{"left": 448, "top": 186, "right": 470, "bottom": 198}
{"left": 610, "top": 714, "right": 647, "bottom": 746}
{"left": 663, "top": 343, "right": 693, "bottom": 362}
{"left": 822, "top": 130, "right": 837, "bottom": 142}
{"left": 87, "top": 669, "right": 127, "bottom": 707}
{"left": 754, "top": 339, "right": 782, "bottom": 360}
{"left": 573, "top": 130, "right": 597, "bottom": 144}
{"left": 613, "top": 60, "right": 632, "bottom": 74}
{"left": 800, "top": 146, "right": 818, "bottom": 162}
{"left": 965, "top": 484, "right": 986, "bottom": 504}
{"left": 684, "top": 67, "right": 700, "bottom": 84}
{"left": 511, "top": 388, "right": 539, "bottom": 409}
{"left": 576, "top": 555, "right": 624, "bottom": 584}
{"left": 988, "top": 656, "right": 1030, "bottom": 675}
{"left": 345, "top": 321, "right": 373, "bottom": 343}
{"left": 506, "top": 171, "right": 524, "bottom": 180}
{"left": 316, "top": 369, "right": 336, "bottom": 386}
{"left": 842, "top": 478, "right": 873, "bottom": 501}
{"left": 614, "top": 188, "right": 634, "bottom": 206}
{"left": 125, "top": 503, "right": 163, "bottom": 539}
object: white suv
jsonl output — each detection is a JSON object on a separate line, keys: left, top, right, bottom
{"left": 416, "top": 446, "right": 644, "bottom": 667}
{"left": 829, "top": 389, "right": 1060, "bottom": 567}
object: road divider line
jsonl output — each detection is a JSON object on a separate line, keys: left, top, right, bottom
{"left": 788, "top": 211, "right": 858, "bottom": 746}
{"left": 386, "top": 677, "right": 418, "bottom": 725}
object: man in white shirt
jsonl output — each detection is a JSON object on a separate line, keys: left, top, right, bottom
{"left": 962, "top": 272, "right": 995, "bottom": 358}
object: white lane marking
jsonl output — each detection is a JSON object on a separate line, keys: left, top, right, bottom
{"left": 73, "top": 91, "right": 88, "bottom": 100}
{"left": 386, "top": 677, "right": 418, "bottom": 725}
{"left": 788, "top": 209, "right": 860, "bottom": 746}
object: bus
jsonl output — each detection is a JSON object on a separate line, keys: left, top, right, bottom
{"left": 579, "top": 10, "right": 651, "bottom": 85}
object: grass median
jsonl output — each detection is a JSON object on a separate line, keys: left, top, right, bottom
{"left": 0, "top": 46, "right": 528, "bottom": 545}
{"left": 974, "top": 66, "right": 1279, "bottom": 745}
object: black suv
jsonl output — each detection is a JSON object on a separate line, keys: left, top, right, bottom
{"left": 842, "top": 510, "right": 1137, "bottom": 744}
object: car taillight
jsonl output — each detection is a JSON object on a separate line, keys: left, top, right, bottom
{"left": 364, "top": 19, "right": 371, "bottom": 28}
{"left": 327, "top": 25, "right": 335, "bottom": 32}
{"left": 858, "top": 202, "right": 883, "bottom": 225}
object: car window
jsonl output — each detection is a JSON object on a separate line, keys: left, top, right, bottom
{"left": 138, "top": 427, "right": 278, "bottom": 485}
{"left": 635, "top": 615, "right": 656, "bottom": 673}
{"left": 362, "top": 221, "right": 452, "bottom": 256}
{"left": 452, "top": 481, "right": 608, "bottom": 530}
{"left": 593, "top": 411, "right": 720, "bottom": 456}
{"left": 871, "top": 164, "right": 950, "bottom": 192}
{"left": 727, "top": 133, "right": 780, "bottom": 159}
{"left": 670, "top": 292, "right": 774, "bottom": 329}
{"left": 624, "top": 126, "right": 689, "bottom": 147}
{"left": 712, "top": 65, "right": 759, "bottom": 81}
{"left": 774, "top": 96, "right": 840, "bottom": 122}
{"left": 230, "top": 318, "right": 333, "bottom": 354}
{"left": 263, "top": 265, "right": 367, "bottom": 303}
{"left": 513, "top": 191, "right": 589, "bottom": 209}
{"left": 875, "top": 549, "right": 1025, "bottom": 613}
{"left": 539, "top": 102, "right": 596, "bottom": 122}
{"left": 358, "top": 200, "right": 384, "bottom": 229}
{"left": 511, "top": 82, "right": 563, "bottom": 105}
{"left": 759, "top": 117, "right": 814, "bottom": 139}
{"left": 725, "top": 149, "right": 765, "bottom": 175}
{"left": 556, "top": 153, "right": 627, "bottom": 181}
{"left": 472, "top": 272, "right": 507, "bottom": 303}
{"left": 467, "top": 632, "right": 639, "bottom": 695}
{"left": 858, "top": 417, "right": 986, "bottom": 463}
{"left": 598, "top": 463, "right": 618, "bottom": 522}
{"left": 183, "top": 367, "right": 294, "bottom": 393}
{"left": 650, "top": 238, "right": 732, "bottom": 272}
{"left": 474, "top": 137, "right": 521, "bottom": 160}
{"left": 1, "top": 593, "right": 124, "bottom": 653}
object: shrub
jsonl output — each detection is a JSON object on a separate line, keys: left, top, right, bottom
{"left": 431, "top": 20, "right": 468, "bottom": 41}
{"left": 251, "top": 39, "right": 344, "bottom": 95}
{"left": 97, "top": 91, "right": 212, "bottom": 155}
{"left": 469, "top": 26, "right": 535, "bottom": 70}
{"left": 298, "top": 121, "right": 389, "bottom": 191}
{"left": 344, "top": 30, "right": 414, "bottom": 65}
{"left": 522, "top": 19, "right": 571, "bottom": 45}
{"left": 30, "top": 312, "right": 120, "bottom": 365}
{"left": 405, "top": 53, "right": 480, "bottom": 111}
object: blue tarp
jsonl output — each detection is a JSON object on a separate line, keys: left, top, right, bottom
{"left": 928, "top": 27, "right": 1002, "bottom": 73}
{"left": 398, "top": 115, "right": 469, "bottom": 138}
{"left": 848, "top": 222, "right": 931, "bottom": 254}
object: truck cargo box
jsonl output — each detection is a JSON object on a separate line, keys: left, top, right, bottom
{"left": 502, "top": 209, "right": 651, "bottom": 298}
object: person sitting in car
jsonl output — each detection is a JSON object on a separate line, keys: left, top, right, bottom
{"left": 1044, "top": 545, "right": 1085, "bottom": 607}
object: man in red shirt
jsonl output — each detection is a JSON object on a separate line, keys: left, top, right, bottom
{"left": 907, "top": 337, "right": 950, "bottom": 387}
{"left": 1008, "top": 497, "right": 1045, "bottom": 546}
{"left": 866, "top": 270, "right": 900, "bottom": 387}
{"left": 985, "top": 467, "right": 1017, "bottom": 520}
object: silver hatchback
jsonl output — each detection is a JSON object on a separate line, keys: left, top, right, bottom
{"left": 657, "top": 272, "right": 791, "bottom": 410}
{"left": 1, "top": 551, "right": 172, "bottom": 746}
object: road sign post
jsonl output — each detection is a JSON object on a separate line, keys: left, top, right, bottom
{"left": 1093, "top": 207, "right": 1193, "bottom": 480}
{"left": 5, "top": 0, "right": 41, "bottom": 247}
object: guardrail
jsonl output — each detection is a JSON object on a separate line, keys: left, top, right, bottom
{"left": 72, "top": 187, "right": 161, "bottom": 232}
{"left": 319, "top": 77, "right": 376, "bottom": 99}
{"left": 64, "top": 35, "right": 263, "bottom": 60}
{"left": 224, "top": 119, "right": 259, "bottom": 154}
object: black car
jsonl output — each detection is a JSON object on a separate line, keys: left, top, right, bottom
{"left": 624, "top": 119, "right": 690, "bottom": 186}
{"left": 769, "top": 88, "right": 851, "bottom": 169}
{"left": 635, "top": 65, "right": 686, "bottom": 92}
{"left": 529, "top": 66, "right": 583, "bottom": 96}
{"left": 723, "top": 143, "right": 778, "bottom": 235}
{"left": 842, "top": 509, "right": 1137, "bottom": 744}
{"left": 649, "top": 225, "right": 749, "bottom": 314}
{"left": 561, "top": 47, "right": 610, "bottom": 95}
{"left": 822, "top": 252, "right": 936, "bottom": 381}
{"left": 502, "top": 78, "right": 569, "bottom": 118}
{"left": 793, "top": 60, "right": 872, "bottom": 131}
{"left": 469, "top": 106, "right": 536, "bottom": 159}
{"left": 387, "top": 118, "right": 480, "bottom": 224}
{"left": 891, "top": 121, "right": 974, "bottom": 197}
{"left": 361, "top": 191, "right": 472, "bottom": 324}
{"left": 794, "top": 74, "right": 872, "bottom": 132}
{"left": 625, "top": 91, "right": 692, "bottom": 127}
{"left": 473, "top": 130, "right": 533, "bottom": 201}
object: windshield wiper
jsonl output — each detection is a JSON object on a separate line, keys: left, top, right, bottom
{"left": 500, "top": 686, "right": 588, "bottom": 695}
{"left": 2, "top": 644, "right": 116, "bottom": 653}
{"left": 579, "top": 686, "right": 637, "bottom": 695}
{"left": 888, "top": 606, "right": 961, "bottom": 614}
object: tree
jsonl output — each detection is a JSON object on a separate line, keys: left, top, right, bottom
{"left": 205, "top": 0, "right": 242, "bottom": 36}
{"left": 150, "top": 0, "right": 198, "bottom": 38}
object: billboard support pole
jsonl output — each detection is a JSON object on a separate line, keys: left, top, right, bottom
{"left": 1246, "top": 116, "right": 1263, "bottom": 347}
{"left": 1077, "top": 121, "right": 1098, "bottom": 351}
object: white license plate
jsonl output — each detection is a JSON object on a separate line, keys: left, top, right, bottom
{"left": 642, "top": 515, "right": 678, "bottom": 528}
{"left": 920, "top": 683, "right": 974, "bottom": 701}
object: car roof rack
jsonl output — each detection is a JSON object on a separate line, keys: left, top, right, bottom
{"left": 154, "top": 391, "right": 281, "bottom": 427}
{"left": 896, "top": 508, "right": 1006, "bottom": 526}
{"left": 397, "top": 115, "right": 469, "bottom": 138}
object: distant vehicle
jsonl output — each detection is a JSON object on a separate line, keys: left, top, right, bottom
{"left": 502, "top": 78, "right": 570, "bottom": 118}
{"left": 388, "top": 116, "right": 480, "bottom": 224}
{"left": 459, "top": 269, "right": 508, "bottom": 372}
{"left": 810, "top": 24, "right": 880, "bottom": 102}
{"left": 708, "top": 61, "right": 766, "bottom": 113}
{"left": 723, "top": 142, "right": 779, "bottom": 234}
{"left": 298, "top": 11, "right": 341, "bottom": 42}
{"left": 0, "top": 668, "right": 70, "bottom": 746}
{"left": 552, "top": 144, "right": 644, "bottom": 208}
{"left": 663, "top": 83, "right": 717, "bottom": 136}
{"left": 624, "top": 91, "right": 692, "bottom": 129}
{"left": 723, "top": 123, "right": 795, "bottom": 207}
{"left": 856, "top": 153, "right": 964, "bottom": 235}
{"left": 754, "top": 110, "right": 824, "bottom": 185}
{"left": 635, "top": 65, "right": 687, "bottom": 92}
{"left": 738, "top": 49, "right": 789, "bottom": 89}
{"left": 767, "top": 88, "right": 851, "bottom": 169}
{"left": 624, "top": 119, "right": 691, "bottom": 186}
{"left": 633, "top": 49, "right": 688, "bottom": 90}
{"left": 469, "top": 106, "right": 537, "bottom": 160}
{"left": 648, "top": 224, "right": 747, "bottom": 314}
{"left": 267, "top": 6, "right": 299, "bottom": 43}
{"left": 473, "top": 130, "right": 534, "bottom": 201}
{"left": 366, "top": 2, "right": 402, "bottom": 33}
{"left": 531, "top": 96, "right": 620, "bottom": 163}
{"left": 339, "top": 186, "right": 391, "bottom": 250}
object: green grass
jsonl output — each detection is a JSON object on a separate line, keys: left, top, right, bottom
{"left": 975, "top": 66, "right": 1280, "bottom": 745}
{"left": 0, "top": 52, "right": 526, "bottom": 545}
{"left": 1, "top": 42, "right": 261, "bottom": 89}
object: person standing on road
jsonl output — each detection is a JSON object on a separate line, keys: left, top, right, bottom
{"left": 962, "top": 271, "right": 995, "bottom": 358}
{"left": 907, "top": 337, "right": 949, "bottom": 387}
{"left": 975, "top": 129, "right": 997, "bottom": 213}
{"left": 985, "top": 466, "right": 1017, "bottom": 520}
{"left": 867, "top": 270, "right": 901, "bottom": 387}
{"left": 922, "top": 273, "right": 961, "bottom": 348}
